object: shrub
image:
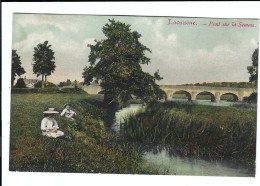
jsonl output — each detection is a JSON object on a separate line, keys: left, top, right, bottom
{"left": 11, "top": 88, "right": 59, "bottom": 94}
{"left": 244, "top": 92, "right": 257, "bottom": 103}
{"left": 34, "top": 81, "right": 57, "bottom": 88}
{"left": 59, "top": 87, "right": 87, "bottom": 94}
{"left": 15, "top": 78, "right": 26, "bottom": 88}
{"left": 11, "top": 87, "right": 87, "bottom": 94}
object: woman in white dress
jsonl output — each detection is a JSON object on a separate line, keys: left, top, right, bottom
{"left": 41, "top": 108, "right": 64, "bottom": 138}
{"left": 60, "top": 103, "right": 76, "bottom": 120}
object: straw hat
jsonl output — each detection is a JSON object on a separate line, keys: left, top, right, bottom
{"left": 64, "top": 103, "right": 72, "bottom": 108}
{"left": 43, "top": 108, "right": 59, "bottom": 114}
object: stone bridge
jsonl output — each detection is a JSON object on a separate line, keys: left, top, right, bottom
{"left": 160, "top": 85, "right": 256, "bottom": 102}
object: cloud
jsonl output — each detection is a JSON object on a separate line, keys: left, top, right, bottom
{"left": 12, "top": 29, "right": 95, "bottom": 83}
{"left": 12, "top": 15, "right": 259, "bottom": 85}
{"left": 143, "top": 40, "right": 258, "bottom": 85}
{"left": 14, "top": 14, "right": 79, "bottom": 32}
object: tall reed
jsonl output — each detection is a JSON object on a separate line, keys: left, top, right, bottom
{"left": 123, "top": 101, "right": 257, "bottom": 165}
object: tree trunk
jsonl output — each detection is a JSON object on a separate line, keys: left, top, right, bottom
{"left": 104, "top": 90, "right": 118, "bottom": 108}
{"left": 45, "top": 75, "right": 47, "bottom": 87}
{"left": 103, "top": 91, "right": 111, "bottom": 107}
{"left": 41, "top": 75, "right": 44, "bottom": 88}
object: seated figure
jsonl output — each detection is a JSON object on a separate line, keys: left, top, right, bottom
{"left": 60, "top": 103, "right": 76, "bottom": 120}
{"left": 41, "top": 108, "right": 64, "bottom": 138}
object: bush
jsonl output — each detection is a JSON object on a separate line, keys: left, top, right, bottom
{"left": 244, "top": 92, "right": 257, "bottom": 103}
{"left": 11, "top": 88, "right": 59, "bottom": 94}
{"left": 34, "top": 81, "right": 57, "bottom": 88}
{"left": 15, "top": 78, "right": 26, "bottom": 88}
{"left": 59, "top": 87, "right": 87, "bottom": 94}
{"left": 11, "top": 87, "right": 87, "bottom": 94}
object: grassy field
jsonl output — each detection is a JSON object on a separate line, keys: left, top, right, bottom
{"left": 123, "top": 101, "right": 257, "bottom": 166}
{"left": 10, "top": 92, "right": 257, "bottom": 174}
{"left": 10, "top": 93, "right": 157, "bottom": 174}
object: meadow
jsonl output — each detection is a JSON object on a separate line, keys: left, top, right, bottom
{"left": 9, "top": 92, "right": 157, "bottom": 174}
{"left": 123, "top": 101, "right": 257, "bottom": 166}
{"left": 10, "top": 91, "right": 257, "bottom": 174}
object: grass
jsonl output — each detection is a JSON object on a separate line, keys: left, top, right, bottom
{"left": 10, "top": 93, "right": 158, "bottom": 174}
{"left": 123, "top": 101, "right": 257, "bottom": 166}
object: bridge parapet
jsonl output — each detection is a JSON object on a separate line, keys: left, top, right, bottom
{"left": 160, "top": 85, "right": 256, "bottom": 102}
{"left": 160, "top": 85, "right": 256, "bottom": 92}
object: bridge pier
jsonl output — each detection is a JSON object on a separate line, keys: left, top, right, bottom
{"left": 238, "top": 96, "right": 244, "bottom": 102}
{"left": 215, "top": 92, "right": 220, "bottom": 103}
{"left": 166, "top": 92, "right": 173, "bottom": 101}
{"left": 238, "top": 91, "right": 244, "bottom": 102}
{"left": 191, "top": 92, "right": 197, "bottom": 102}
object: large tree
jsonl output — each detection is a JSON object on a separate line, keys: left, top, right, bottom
{"left": 11, "top": 50, "right": 25, "bottom": 86}
{"left": 247, "top": 45, "right": 259, "bottom": 86}
{"left": 32, "top": 41, "right": 56, "bottom": 88}
{"left": 83, "top": 19, "right": 164, "bottom": 106}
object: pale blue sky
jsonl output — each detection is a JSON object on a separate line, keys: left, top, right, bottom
{"left": 12, "top": 14, "right": 259, "bottom": 84}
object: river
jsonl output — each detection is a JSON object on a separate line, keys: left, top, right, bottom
{"left": 111, "top": 100, "right": 255, "bottom": 177}
{"left": 172, "top": 97, "right": 257, "bottom": 109}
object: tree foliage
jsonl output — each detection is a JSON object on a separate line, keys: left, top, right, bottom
{"left": 247, "top": 45, "right": 259, "bottom": 85}
{"left": 181, "top": 82, "right": 256, "bottom": 88}
{"left": 12, "top": 50, "right": 25, "bottom": 86}
{"left": 82, "top": 19, "right": 164, "bottom": 106}
{"left": 15, "top": 78, "right": 26, "bottom": 88}
{"left": 32, "top": 41, "right": 56, "bottom": 88}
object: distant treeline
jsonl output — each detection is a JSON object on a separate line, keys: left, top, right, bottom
{"left": 180, "top": 82, "right": 256, "bottom": 88}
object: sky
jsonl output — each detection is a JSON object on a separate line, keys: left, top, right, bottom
{"left": 12, "top": 14, "right": 259, "bottom": 85}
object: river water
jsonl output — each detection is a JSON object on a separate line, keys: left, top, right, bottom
{"left": 172, "top": 98, "right": 257, "bottom": 109}
{"left": 111, "top": 100, "right": 255, "bottom": 177}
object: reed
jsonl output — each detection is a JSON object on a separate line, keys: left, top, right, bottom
{"left": 123, "top": 101, "right": 257, "bottom": 165}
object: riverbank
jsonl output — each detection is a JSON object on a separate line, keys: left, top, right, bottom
{"left": 10, "top": 93, "right": 157, "bottom": 174}
{"left": 10, "top": 93, "right": 257, "bottom": 175}
{"left": 123, "top": 101, "right": 257, "bottom": 167}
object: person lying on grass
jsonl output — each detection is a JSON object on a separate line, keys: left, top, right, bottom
{"left": 60, "top": 103, "right": 77, "bottom": 120}
{"left": 41, "top": 108, "right": 65, "bottom": 138}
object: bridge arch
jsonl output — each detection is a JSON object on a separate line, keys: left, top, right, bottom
{"left": 171, "top": 90, "right": 192, "bottom": 101}
{"left": 220, "top": 93, "right": 239, "bottom": 102}
{"left": 160, "top": 85, "right": 256, "bottom": 103}
{"left": 196, "top": 91, "right": 216, "bottom": 102}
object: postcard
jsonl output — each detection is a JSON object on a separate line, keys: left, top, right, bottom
{"left": 3, "top": 3, "right": 260, "bottom": 186}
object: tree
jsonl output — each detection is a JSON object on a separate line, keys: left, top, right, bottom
{"left": 15, "top": 78, "right": 26, "bottom": 88}
{"left": 247, "top": 45, "right": 259, "bottom": 86}
{"left": 82, "top": 19, "right": 164, "bottom": 106}
{"left": 66, "top": 79, "right": 72, "bottom": 86}
{"left": 32, "top": 41, "right": 56, "bottom": 88}
{"left": 74, "top": 80, "right": 78, "bottom": 89}
{"left": 58, "top": 81, "right": 66, "bottom": 87}
{"left": 11, "top": 50, "right": 25, "bottom": 86}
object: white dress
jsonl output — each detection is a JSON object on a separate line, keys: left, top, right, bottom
{"left": 41, "top": 117, "right": 64, "bottom": 138}
{"left": 60, "top": 108, "right": 76, "bottom": 120}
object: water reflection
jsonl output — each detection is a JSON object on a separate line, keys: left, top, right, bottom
{"left": 143, "top": 147, "right": 254, "bottom": 177}
{"left": 111, "top": 104, "right": 144, "bottom": 132}
{"left": 172, "top": 98, "right": 257, "bottom": 110}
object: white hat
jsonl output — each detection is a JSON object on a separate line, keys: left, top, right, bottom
{"left": 43, "top": 108, "right": 59, "bottom": 114}
{"left": 64, "top": 103, "right": 72, "bottom": 108}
